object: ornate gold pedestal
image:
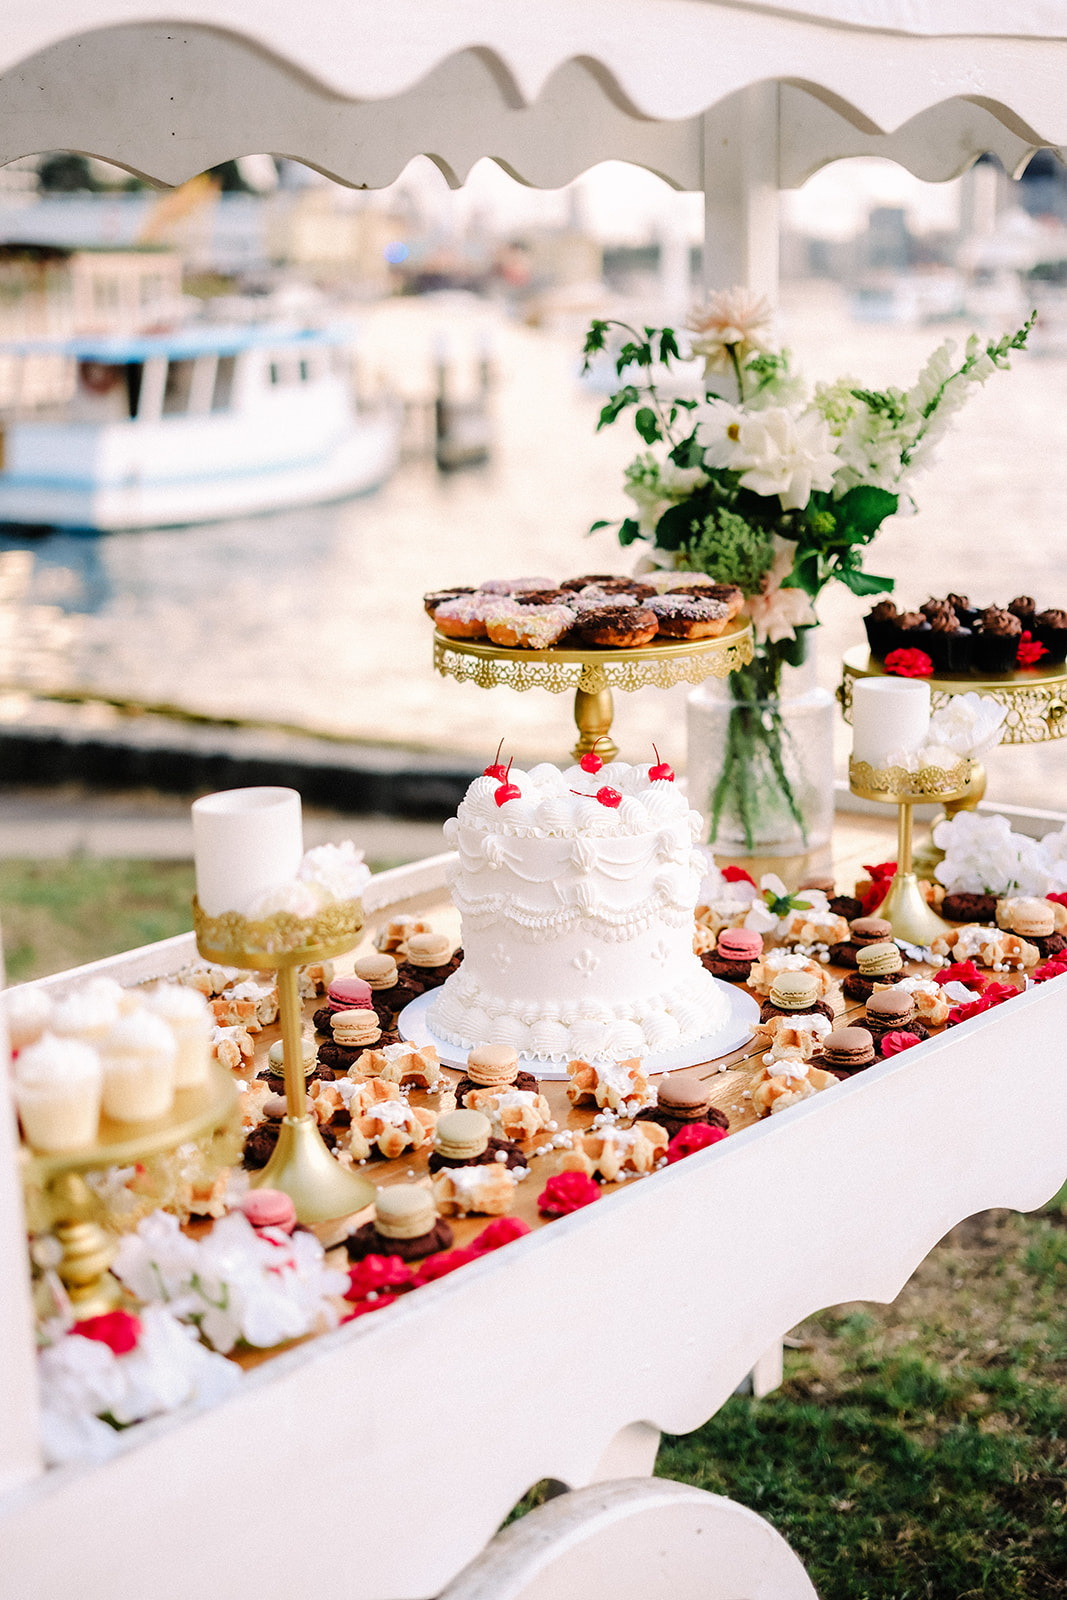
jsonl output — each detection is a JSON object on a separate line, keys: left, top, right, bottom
{"left": 434, "top": 620, "right": 754, "bottom": 761}
{"left": 840, "top": 648, "right": 1067, "bottom": 877}
{"left": 193, "top": 896, "right": 374, "bottom": 1225}
{"left": 849, "top": 757, "right": 974, "bottom": 946}
{"left": 24, "top": 1061, "right": 238, "bottom": 1320}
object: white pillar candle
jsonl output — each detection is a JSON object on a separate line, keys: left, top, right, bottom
{"left": 192, "top": 787, "right": 304, "bottom": 917}
{"left": 851, "top": 678, "right": 931, "bottom": 767}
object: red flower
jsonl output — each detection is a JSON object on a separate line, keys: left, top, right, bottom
{"left": 344, "top": 1255, "right": 412, "bottom": 1303}
{"left": 666, "top": 1123, "right": 727, "bottom": 1163}
{"left": 1047, "top": 892, "right": 1067, "bottom": 909}
{"left": 1017, "top": 631, "right": 1048, "bottom": 668}
{"left": 947, "top": 996, "right": 996, "bottom": 1026}
{"left": 884, "top": 649, "right": 934, "bottom": 678}
{"left": 939, "top": 960, "right": 987, "bottom": 992}
{"left": 537, "top": 1171, "right": 600, "bottom": 1216}
{"left": 879, "top": 1031, "right": 922, "bottom": 1057}
{"left": 982, "top": 981, "right": 1020, "bottom": 1006}
{"left": 1034, "top": 959, "right": 1067, "bottom": 982}
{"left": 859, "top": 861, "right": 896, "bottom": 916}
{"left": 721, "top": 865, "right": 757, "bottom": 887}
{"left": 342, "top": 1296, "right": 398, "bottom": 1322}
{"left": 410, "top": 1247, "right": 481, "bottom": 1286}
{"left": 70, "top": 1310, "right": 142, "bottom": 1355}
{"left": 470, "top": 1217, "right": 531, "bottom": 1254}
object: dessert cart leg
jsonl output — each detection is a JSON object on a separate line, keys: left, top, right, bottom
{"left": 913, "top": 760, "right": 987, "bottom": 880}
{"left": 874, "top": 799, "right": 953, "bottom": 946}
{"left": 252, "top": 965, "right": 376, "bottom": 1225}
{"left": 572, "top": 686, "right": 617, "bottom": 763}
{"left": 436, "top": 1478, "right": 817, "bottom": 1599}
{"left": 48, "top": 1172, "right": 123, "bottom": 1321}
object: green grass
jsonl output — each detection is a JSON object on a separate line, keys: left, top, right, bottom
{"left": 0, "top": 859, "right": 199, "bottom": 982}
{"left": 658, "top": 1203, "right": 1067, "bottom": 1599}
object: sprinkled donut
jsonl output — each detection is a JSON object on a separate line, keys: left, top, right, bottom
{"left": 434, "top": 593, "right": 511, "bottom": 639}
{"left": 486, "top": 602, "right": 576, "bottom": 649}
{"left": 647, "top": 595, "right": 731, "bottom": 639}
{"left": 424, "top": 586, "right": 476, "bottom": 618}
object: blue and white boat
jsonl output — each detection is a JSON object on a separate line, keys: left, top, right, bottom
{"left": 0, "top": 323, "right": 400, "bottom": 530}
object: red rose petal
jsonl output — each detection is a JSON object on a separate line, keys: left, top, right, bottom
{"left": 666, "top": 1123, "right": 727, "bottom": 1163}
{"left": 884, "top": 649, "right": 934, "bottom": 678}
{"left": 70, "top": 1310, "right": 142, "bottom": 1355}
{"left": 469, "top": 1217, "right": 531, "bottom": 1254}
{"left": 721, "top": 865, "right": 757, "bottom": 887}
{"left": 939, "top": 960, "right": 987, "bottom": 991}
{"left": 344, "top": 1255, "right": 412, "bottom": 1303}
{"left": 1035, "top": 959, "right": 1067, "bottom": 982}
{"left": 538, "top": 1171, "right": 601, "bottom": 1216}
{"left": 410, "top": 1247, "right": 482, "bottom": 1286}
{"left": 879, "top": 1031, "right": 922, "bottom": 1057}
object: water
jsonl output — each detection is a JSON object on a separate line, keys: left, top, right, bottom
{"left": 0, "top": 282, "right": 1065, "bottom": 808}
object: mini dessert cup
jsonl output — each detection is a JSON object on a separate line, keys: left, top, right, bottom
{"left": 973, "top": 609, "right": 1022, "bottom": 673}
{"left": 926, "top": 624, "right": 972, "bottom": 673}
{"left": 143, "top": 983, "right": 211, "bottom": 1088}
{"left": 1034, "top": 609, "right": 1067, "bottom": 664}
{"left": 863, "top": 601, "right": 899, "bottom": 659}
{"left": 14, "top": 1034, "right": 103, "bottom": 1152}
{"left": 99, "top": 1010, "right": 177, "bottom": 1122}
{"left": 890, "top": 614, "right": 933, "bottom": 655}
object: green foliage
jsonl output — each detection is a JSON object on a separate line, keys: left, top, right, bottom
{"left": 675, "top": 505, "right": 776, "bottom": 595}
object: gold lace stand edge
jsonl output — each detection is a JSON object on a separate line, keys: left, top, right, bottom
{"left": 848, "top": 757, "right": 974, "bottom": 805}
{"left": 192, "top": 896, "right": 365, "bottom": 970}
{"left": 839, "top": 646, "right": 1067, "bottom": 745}
{"left": 432, "top": 620, "right": 754, "bottom": 695}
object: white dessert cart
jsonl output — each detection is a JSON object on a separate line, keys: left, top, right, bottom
{"left": 4, "top": 4, "right": 1067, "bottom": 1592}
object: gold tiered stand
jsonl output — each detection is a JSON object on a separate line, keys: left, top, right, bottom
{"left": 433, "top": 618, "right": 754, "bottom": 761}
{"left": 840, "top": 647, "right": 1067, "bottom": 876}
{"left": 193, "top": 896, "right": 375, "bottom": 1226}
{"left": 22, "top": 1061, "right": 237, "bottom": 1320}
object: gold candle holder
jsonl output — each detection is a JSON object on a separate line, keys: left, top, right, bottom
{"left": 848, "top": 757, "right": 974, "bottom": 946}
{"left": 193, "top": 896, "right": 375, "bottom": 1225}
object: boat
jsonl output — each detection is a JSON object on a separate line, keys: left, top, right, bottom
{"left": 0, "top": 323, "right": 400, "bottom": 530}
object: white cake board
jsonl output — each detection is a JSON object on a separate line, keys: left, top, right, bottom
{"left": 397, "top": 984, "right": 759, "bottom": 1081}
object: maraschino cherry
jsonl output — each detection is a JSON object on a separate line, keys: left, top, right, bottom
{"left": 494, "top": 757, "right": 521, "bottom": 806}
{"left": 484, "top": 738, "right": 509, "bottom": 782}
{"left": 571, "top": 786, "right": 622, "bottom": 809}
{"left": 579, "top": 737, "right": 608, "bottom": 775}
{"left": 649, "top": 743, "right": 675, "bottom": 783}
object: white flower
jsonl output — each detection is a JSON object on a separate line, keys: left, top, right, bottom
{"left": 298, "top": 840, "right": 370, "bottom": 904}
{"left": 925, "top": 692, "right": 1007, "bottom": 760}
{"left": 246, "top": 879, "right": 325, "bottom": 920}
{"left": 693, "top": 399, "right": 748, "bottom": 467}
{"left": 744, "top": 536, "right": 817, "bottom": 645}
{"left": 721, "top": 407, "right": 840, "bottom": 511}
{"left": 933, "top": 811, "right": 1052, "bottom": 896}
{"left": 686, "top": 288, "right": 775, "bottom": 377}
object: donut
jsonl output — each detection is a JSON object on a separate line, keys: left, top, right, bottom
{"left": 486, "top": 602, "right": 575, "bottom": 649}
{"left": 667, "top": 580, "right": 745, "bottom": 619}
{"left": 575, "top": 604, "right": 659, "bottom": 648}
{"left": 434, "top": 594, "right": 510, "bottom": 639}
{"left": 423, "top": 586, "right": 475, "bottom": 618}
{"left": 561, "top": 575, "right": 656, "bottom": 600}
{"left": 479, "top": 577, "right": 554, "bottom": 594}
{"left": 647, "top": 595, "right": 731, "bottom": 638}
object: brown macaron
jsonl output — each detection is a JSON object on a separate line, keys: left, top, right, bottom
{"left": 865, "top": 988, "right": 915, "bottom": 1031}
{"left": 656, "top": 1072, "right": 712, "bottom": 1122}
{"left": 820, "top": 1027, "right": 876, "bottom": 1072}
{"left": 849, "top": 917, "right": 893, "bottom": 946}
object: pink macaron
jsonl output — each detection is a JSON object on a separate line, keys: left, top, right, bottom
{"left": 327, "top": 975, "right": 374, "bottom": 1012}
{"left": 240, "top": 1189, "right": 297, "bottom": 1234}
{"left": 717, "top": 928, "right": 763, "bottom": 962}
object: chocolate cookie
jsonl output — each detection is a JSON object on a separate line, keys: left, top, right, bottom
{"left": 700, "top": 951, "right": 754, "bottom": 982}
{"left": 428, "top": 1137, "right": 528, "bottom": 1173}
{"left": 639, "top": 1105, "right": 729, "bottom": 1140}
{"left": 453, "top": 1069, "right": 539, "bottom": 1105}
{"left": 942, "top": 892, "right": 998, "bottom": 924}
{"left": 344, "top": 1218, "right": 454, "bottom": 1263}
{"left": 759, "top": 998, "right": 835, "bottom": 1026}
{"left": 317, "top": 1030, "right": 400, "bottom": 1072}
{"left": 828, "top": 895, "right": 864, "bottom": 922}
{"left": 826, "top": 941, "right": 860, "bottom": 969}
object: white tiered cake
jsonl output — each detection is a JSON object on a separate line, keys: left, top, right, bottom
{"left": 427, "top": 760, "right": 730, "bottom": 1062}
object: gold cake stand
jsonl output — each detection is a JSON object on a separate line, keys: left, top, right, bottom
{"left": 433, "top": 618, "right": 754, "bottom": 761}
{"left": 22, "top": 1061, "right": 238, "bottom": 1320}
{"left": 849, "top": 756, "right": 974, "bottom": 945}
{"left": 840, "top": 646, "right": 1067, "bottom": 876}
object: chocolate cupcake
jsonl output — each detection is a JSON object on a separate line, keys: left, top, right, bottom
{"left": 974, "top": 607, "right": 1022, "bottom": 673}
{"left": 1035, "top": 609, "right": 1067, "bottom": 664}
{"left": 864, "top": 599, "right": 898, "bottom": 659}
{"left": 892, "top": 611, "right": 933, "bottom": 654}
{"left": 926, "top": 610, "right": 972, "bottom": 673}
{"left": 1008, "top": 595, "right": 1037, "bottom": 624}
{"left": 946, "top": 593, "right": 980, "bottom": 629}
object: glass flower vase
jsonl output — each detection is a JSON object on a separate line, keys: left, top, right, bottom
{"left": 686, "top": 632, "right": 835, "bottom": 861}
